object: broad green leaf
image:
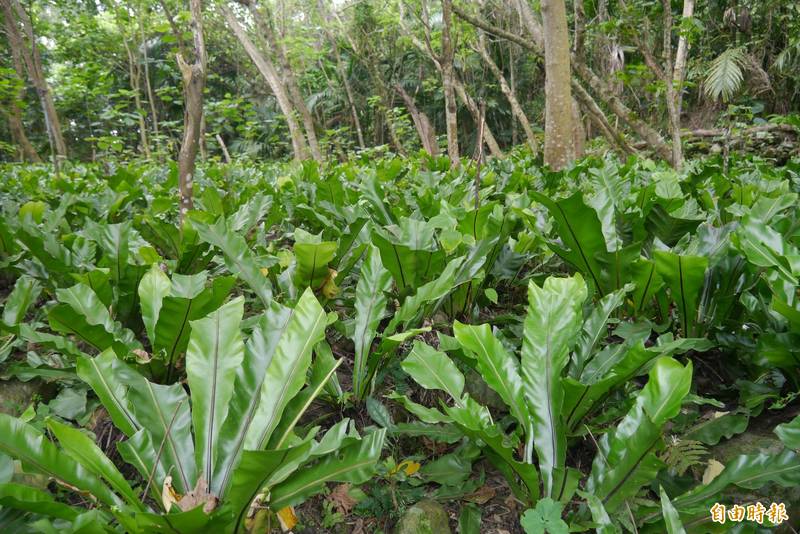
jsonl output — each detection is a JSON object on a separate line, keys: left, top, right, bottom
{"left": 2, "top": 275, "right": 41, "bottom": 327}
{"left": 0, "top": 414, "right": 121, "bottom": 508}
{"left": 733, "top": 214, "right": 798, "bottom": 285}
{"left": 293, "top": 228, "right": 338, "bottom": 290}
{"left": 192, "top": 217, "right": 273, "bottom": 306}
{"left": 659, "top": 486, "right": 686, "bottom": 534}
{"left": 137, "top": 264, "right": 171, "bottom": 345}
{"left": 126, "top": 380, "right": 196, "bottom": 494}
{"left": 521, "top": 274, "right": 586, "bottom": 497}
{"left": 76, "top": 349, "right": 141, "bottom": 436}
{"left": 587, "top": 357, "right": 692, "bottom": 511}
{"left": 214, "top": 302, "right": 292, "bottom": 496}
{"left": 520, "top": 498, "right": 569, "bottom": 534}
{"left": 46, "top": 419, "right": 142, "bottom": 510}
{"left": 453, "top": 321, "right": 530, "bottom": 437}
{"left": 0, "top": 483, "right": 79, "bottom": 521}
{"left": 653, "top": 251, "right": 708, "bottom": 336}
{"left": 83, "top": 220, "right": 131, "bottom": 282}
{"left": 186, "top": 297, "right": 245, "bottom": 486}
{"left": 244, "top": 289, "right": 326, "bottom": 450}
{"left": 268, "top": 429, "right": 386, "bottom": 509}
{"left": 352, "top": 244, "right": 392, "bottom": 399}
{"left": 459, "top": 503, "right": 481, "bottom": 534}
{"left": 402, "top": 341, "right": 465, "bottom": 401}
{"left": 116, "top": 429, "right": 164, "bottom": 503}
{"left": 630, "top": 258, "right": 664, "bottom": 312}
{"left": 775, "top": 415, "right": 800, "bottom": 450}
{"left": 572, "top": 286, "right": 628, "bottom": 375}
{"left": 386, "top": 392, "right": 452, "bottom": 424}
{"left": 577, "top": 491, "right": 619, "bottom": 534}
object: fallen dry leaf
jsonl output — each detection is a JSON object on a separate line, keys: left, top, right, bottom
{"left": 702, "top": 458, "right": 725, "bottom": 485}
{"left": 176, "top": 477, "right": 217, "bottom": 514}
{"left": 465, "top": 484, "right": 496, "bottom": 504}
{"left": 161, "top": 475, "right": 180, "bottom": 512}
{"left": 277, "top": 505, "right": 298, "bottom": 531}
{"left": 328, "top": 483, "right": 358, "bottom": 515}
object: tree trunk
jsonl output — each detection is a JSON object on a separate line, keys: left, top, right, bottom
{"left": 666, "top": 0, "right": 695, "bottom": 169}
{"left": 2, "top": 0, "right": 67, "bottom": 159}
{"left": 453, "top": 75, "right": 503, "bottom": 158}
{"left": 123, "top": 38, "right": 151, "bottom": 158}
{"left": 441, "top": 0, "right": 460, "bottom": 166}
{"left": 2, "top": 10, "right": 40, "bottom": 162}
{"left": 221, "top": 3, "right": 309, "bottom": 161}
{"left": 316, "top": 0, "right": 365, "bottom": 149}
{"left": 247, "top": 0, "right": 322, "bottom": 162}
{"left": 540, "top": 0, "right": 575, "bottom": 169}
{"left": 475, "top": 31, "right": 537, "bottom": 153}
{"left": 394, "top": 83, "right": 439, "bottom": 155}
{"left": 139, "top": 3, "right": 160, "bottom": 151}
{"left": 176, "top": 0, "right": 206, "bottom": 222}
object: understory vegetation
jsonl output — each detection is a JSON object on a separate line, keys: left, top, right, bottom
{"left": 0, "top": 151, "right": 798, "bottom": 532}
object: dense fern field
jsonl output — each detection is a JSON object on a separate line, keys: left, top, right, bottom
{"left": 0, "top": 152, "right": 799, "bottom": 533}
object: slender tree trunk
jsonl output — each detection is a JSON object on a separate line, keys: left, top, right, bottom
{"left": 139, "top": 3, "right": 160, "bottom": 150}
{"left": 661, "top": 0, "right": 682, "bottom": 169}
{"left": 395, "top": 83, "right": 439, "bottom": 155}
{"left": 453, "top": 75, "right": 503, "bottom": 157}
{"left": 541, "top": 0, "right": 575, "bottom": 169}
{"left": 316, "top": 0, "right": 365, "bottom": 148}
{"left": 475, "top": 31, "right": 537, "bottom": 153}
{"left": 123, "top": 38, "right": 151, "bottom": 158}
{"left": 176, "top": 0, "right": 206, "bottom": 222}
{"left": 221, "top": 3, "right": 309, "bottom": 161}
{"left": 2, "top": 0, "right": 67, "bottom": 159}
{"left": 441, "top": 0, "right": 460, "bottom": 166}
{"left": 247, "top": 0, "right": 322, "bottom": 161}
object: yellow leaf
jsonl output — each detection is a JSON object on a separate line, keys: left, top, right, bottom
{"left": 702, "top": 459, "right": 725, "bottom": 485}
{"left": 321, "top": 268, "right": 339, "bottom": 299}
{"left": 277, "top": 505, "right": 298, "bottom": 531}
{"left": 403, "top": 460, "right": 421, "bottom": 475}
{"left": 260, "top": 267, "right": 269, "bottom": 276}
{"left": 161, "top": 475, "right": 180, "bottom": 512}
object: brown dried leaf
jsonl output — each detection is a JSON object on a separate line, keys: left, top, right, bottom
{"left": 327, "top": 483, "right": 358, "bottom": 515}
{"left": 465, "top": 484, "right": 496, "bottom": 504}
{"left": 176, "top": 477, "right": 217, "bottom": 513}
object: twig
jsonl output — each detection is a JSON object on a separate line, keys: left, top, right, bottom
{"left": 141, "top": 400, "right": 185, "bottom": 505}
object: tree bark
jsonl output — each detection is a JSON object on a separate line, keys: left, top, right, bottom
{"left": 246, "top": 0, "right": 322, "bottom": 162}
{"left": 122, "top": 37, "right": 151, "bottom": 158}
{"left": 541, "top": 0, "right": 575, "bottom": 169}
{"left": 475, "top": 31, "right": 538, "bottom": 153}
{"left": 316, "top": 0, "right": 365, "bottom": 148}
{"left": 139, "top": 3, "right": 160, "bottom": 151}
{"left": 176, "top": 0, "right": 206, "bottom": 221}
{"left": 221, "top": 3, "right": 309, "bottom": 161}
{"left": 394, "top": 83, "right": 439, "bottom": 155}
{"left": 2, "top": 0, "right": 67, "bottom": 159}
{"left": 2, "top": 9, "right": 40, "bottom": 162}
{"left": 441, "top": 0, "right": 460, "bottom": 166}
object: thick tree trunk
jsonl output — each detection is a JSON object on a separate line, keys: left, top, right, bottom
{"left": 541, "top": 0, "right": 575, "bottom": 169}
{"left": 2, "top": 10, "right": 40, "bottom": 162}
{"left": 221, "top": 3, "right": 309, "bottom": 161}
{"left": 176, "top": 0, "right": 206, "bottom": 221}
{"left": 2, "top": 0, "right": 67, "bottom": 159}
{"left": 441, "top": 0, "right": 460, "bottom": 166}
{"left": 475, "top": 31, "right": 538, "bottom": 153}
{"left": 247, "top": 1, "right": 322, "bottom": 162}
{"left": 394, "top": 84, "right": 439, "bottom": 155}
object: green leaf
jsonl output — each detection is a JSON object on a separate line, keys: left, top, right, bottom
{"left": 577, "top": 491, "right": 619, "bottom": 534}
{"left": 587, "top": 357, "right": 692, "bottom": 511}
{"left": 2, "top": 275, "right": 41, "bottom": 328}
{"left": 572, "top": 286, "right": 628, "bottom": 375}
{"left": 76, "top": 349, "right": 140, "bottom": 436}
{"left": 458, "top": 503, "right": 481, "bottom": 534}
{"left": 659, "top": 486, "right": 686, "bottom": 534}
{"left": 0, "top": 483, "right": 79, "bottom": 521}
{"left": 268, "top": 429, "right": 386, "bottom": 509}
{"left": 733, "top": 214, "right": 798, "bottom": 285}
{"left": 0, "top": 414, "right": 121, "bottom": 508}
{"left": 192, "top": 217, "right": 273, "bottom": 306}
{"left": 520, "top": 498, "right": 569, "bottom": 534}
{"left": 775, "top": 415, "right": 800, "bottom": 450}
{"left": 293, "top": 228, "right": 338, "bottom": 290}
{"left": 126, "top": 380, "right": 196, "bottom": 494}
{"left": 352, "top": 244, "right": 392, "bottom": 400}
{"left": 453, "top": 321, "right": 530, "bottom": 438}
{"left": 521, "top": 274, "right": 586, "bottom": 497}
{"left": 46, "top": 419, "right": 142, "bottom": 510}
{"left": 653, "top": 251, "right": 708, "bottom": 336}
{"left": 137, "top": 264, "right": 171, "bottom": 345}
{"left": 386, "top": 392, "right": 452, "bottom": 424}
{"left": 186, "top": 297, "right": 245, "bottom": 486}
{"left": 402, "top": 341, "right": 465, "bottom": 401}
{"left": 244, "top": 288, "right": 326, "bottom": 450}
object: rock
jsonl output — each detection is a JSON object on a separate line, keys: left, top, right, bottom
{"left": 395, "top": 499, "right": 451, "bottom": 534}
{"left": 0, "top": 379, "right": 41, "bottom": 416}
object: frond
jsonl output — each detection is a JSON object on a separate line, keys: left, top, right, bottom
{"left": 704, "top": 47, "right": 746, "bottom": 102}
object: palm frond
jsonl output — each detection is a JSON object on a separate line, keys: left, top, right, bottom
{"left": 704, "top": 47, "right": 746, "bottom": 102}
